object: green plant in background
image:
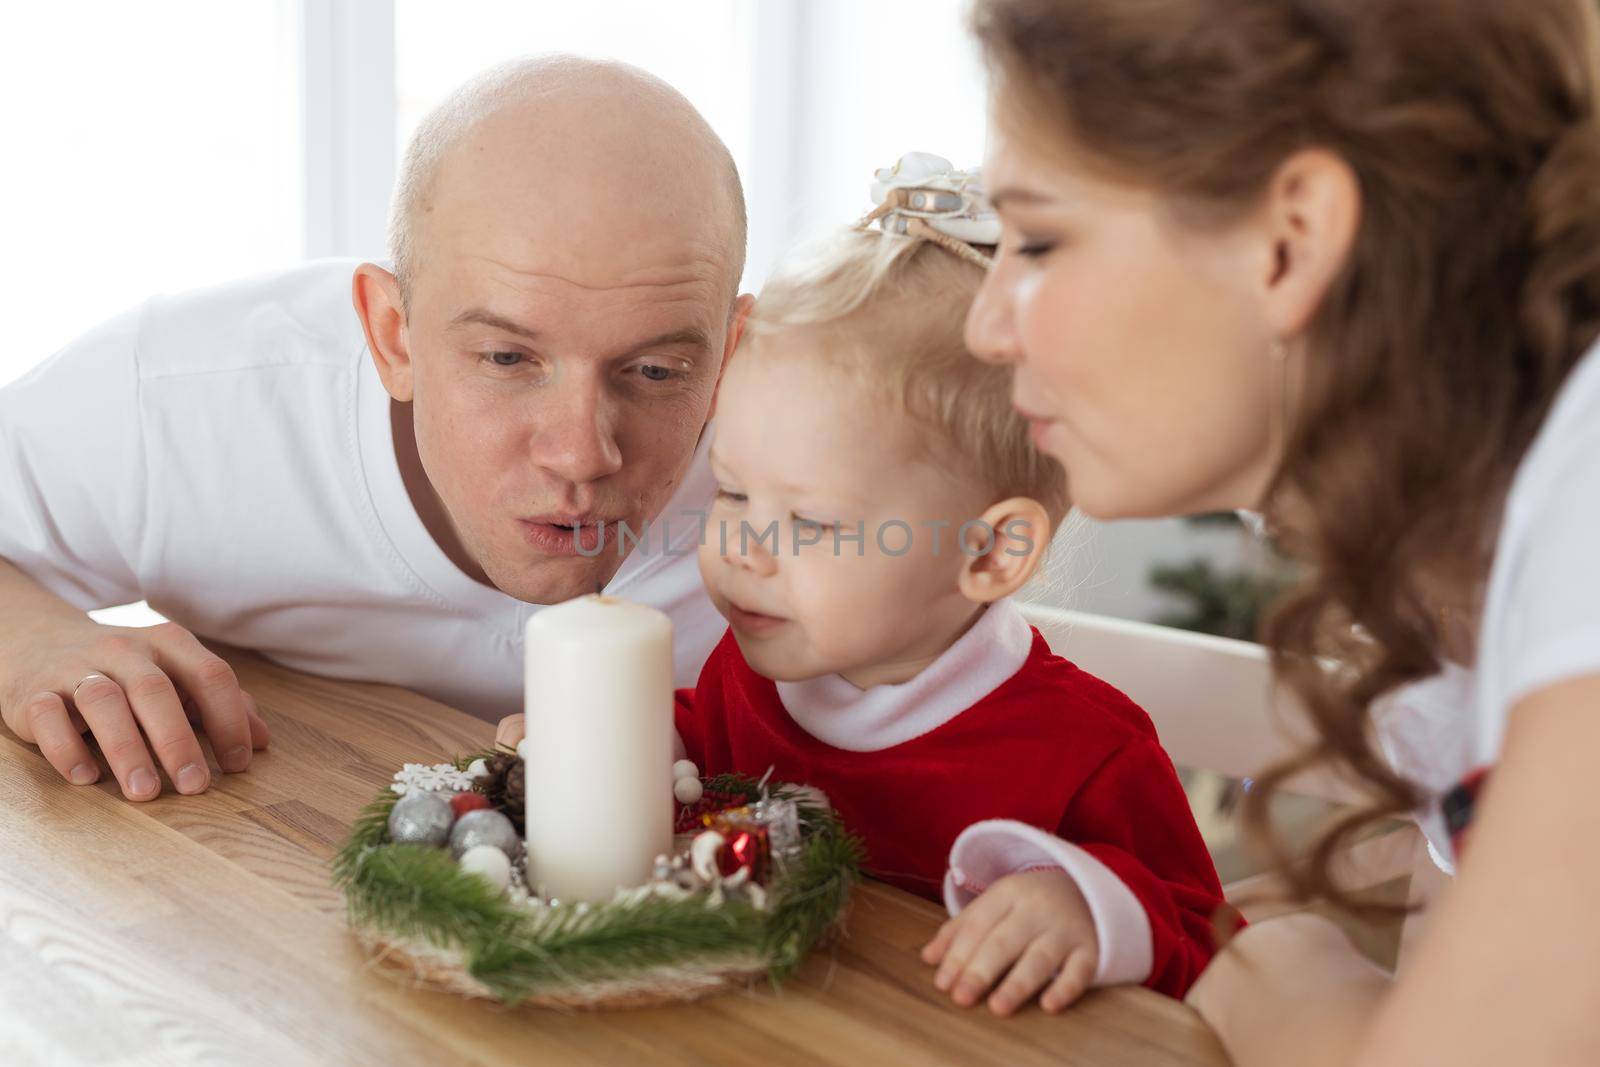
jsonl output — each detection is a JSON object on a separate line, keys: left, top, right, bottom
{"left": 1148, "top": 513, "right": 1298, "bottom": 642}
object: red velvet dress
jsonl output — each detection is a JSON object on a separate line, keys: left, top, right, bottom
{"left": 674, "top": 600, "right": 1229, "bottom": 997}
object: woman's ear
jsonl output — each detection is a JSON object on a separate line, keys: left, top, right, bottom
{"left": 352, "top": 262, "right": 415, "bottom": 402}
{"left": 1258, "top": 147, "right": 1361, "bottom": 339}
{"left": 957, "top": 496, "right": 1052, "bottom": 603}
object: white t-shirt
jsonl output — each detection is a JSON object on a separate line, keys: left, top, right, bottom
{"left": 1378, "top": 337, "right": 1600, "bottom": 870}
{"left": 0, "top": 259, "right": 726, "bottom": 722}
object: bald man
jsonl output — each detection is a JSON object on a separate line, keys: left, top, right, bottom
{"left": 0, "top": 56, "right": 752, "bottom": 803}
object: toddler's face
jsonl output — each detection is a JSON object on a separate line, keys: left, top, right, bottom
{"left": 700, "top": 342, "right": 994, "bottom": 686}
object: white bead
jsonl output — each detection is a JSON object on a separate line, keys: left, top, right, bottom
{"left": 516, "top": 738, "right": 533, "bottom": 760}
{"left": 673, "top": 776, "right": 704, "bottom": 805}
{"left": 466, "top": 758, "right": 489, "bottom": 780}
{"left": 458, "top": 845, "right": 512, "bottom": 892}
{"left": 672, "top": 759, "right": 699, "bottom": 781}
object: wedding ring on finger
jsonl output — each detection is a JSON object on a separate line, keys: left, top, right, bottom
{"left": 71, "top": 672, "right": 112, "bottom": 700}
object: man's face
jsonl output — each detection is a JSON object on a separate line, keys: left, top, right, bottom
{"left": 400, "top": 197, "right": 735, "bottom": 604}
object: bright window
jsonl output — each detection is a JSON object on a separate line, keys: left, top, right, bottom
{"left": 0, "top": 1, "right": 303, "bottom": 387}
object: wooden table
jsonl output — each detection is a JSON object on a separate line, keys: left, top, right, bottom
{"left": 0, "top": 645, "right": 1230, "bottom": 1067}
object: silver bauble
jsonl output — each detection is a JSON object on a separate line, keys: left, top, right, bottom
{"left": 449, "top": 808, "right": 521, "bottom": 859}
{"left": 387, "top": 790, "right": 454, "bottom": 846}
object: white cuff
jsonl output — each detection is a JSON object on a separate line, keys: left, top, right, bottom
{"left": 943, "top": 818, "right": 1153, "bottom": 987}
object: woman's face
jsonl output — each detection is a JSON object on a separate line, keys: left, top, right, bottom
{"left": 966, "top": 115, "right": 1285, "bottom": 520}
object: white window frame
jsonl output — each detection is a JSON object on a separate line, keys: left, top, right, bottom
{"left": 299, "top": 0, "right": 398, "bottom": 260}
{"left": 738, "top": 0, "right": 808, "bottom": 288}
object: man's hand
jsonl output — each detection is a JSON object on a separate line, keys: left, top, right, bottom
{"left": 921, "top": 867, "right": 1100, "bottom": 1016}
{"left": 1, "top": 618, "right": 270, "bottom": 801}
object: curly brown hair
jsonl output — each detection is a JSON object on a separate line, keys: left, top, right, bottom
{"left": 972, "top": 0, "right": 1600, "bottom": 917}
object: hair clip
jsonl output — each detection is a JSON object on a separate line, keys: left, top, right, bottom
{"left": 859, "top": 152, "right": 1000, "bottom": 268}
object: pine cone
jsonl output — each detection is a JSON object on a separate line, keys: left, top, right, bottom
{"left": 475, "top": 750, "right": 525, "bottom": 834}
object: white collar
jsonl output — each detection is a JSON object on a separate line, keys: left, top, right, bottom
{"left": 774, "top": 598, "right": 1035, "bottom": 752}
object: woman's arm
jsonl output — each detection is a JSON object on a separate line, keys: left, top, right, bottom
{"left": 1355, "top": 671, "right": 1600, "bottom": 1065}
{"left": 1189, "top": 672, "right": 1600, "bottom": 1066}
{"left": 1184, "top": 910, "right": 1390, "bottom": 1067}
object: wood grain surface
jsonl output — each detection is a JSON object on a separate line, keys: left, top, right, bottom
{"left": 0, "top": 644, "right": 1230, "bottom": 1067}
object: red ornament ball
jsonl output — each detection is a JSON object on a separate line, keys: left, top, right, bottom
{"left": 722, "top": 828, "right": 769, "bottom": 881}
{"left": 450, "top": 791, "right": 491, "bottom": 818}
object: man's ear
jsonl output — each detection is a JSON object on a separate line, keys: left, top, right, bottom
{"left": 352, "top": 262, "right": 415, "bottom": 403}
{"left": 1257, "top": 147, "right": 1361, "bottom": 339}
{"left": 706, "top": 293, "right": 756, "bottom": 423}
{"left": 956, "top": 496, "right": 1052, "bottom": 603}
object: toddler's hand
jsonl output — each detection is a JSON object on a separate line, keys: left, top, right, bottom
{"left": 494, "top": 713, "right": 524, "bottom": 749}
{"left": 921, "top": 868, "right": 1099, "bottom": 1016}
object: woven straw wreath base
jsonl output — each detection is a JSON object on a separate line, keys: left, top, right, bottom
{"left": 354, "top": 925, "right": 772, "bottom": 1011}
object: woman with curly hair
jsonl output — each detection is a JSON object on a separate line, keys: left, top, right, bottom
{"left": 950, "top": 0, "right": 1600, "bottom": 1062}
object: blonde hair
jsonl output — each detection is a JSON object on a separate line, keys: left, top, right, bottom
{"left": 745, "top": 228, "right": 1069, "bottom": 527}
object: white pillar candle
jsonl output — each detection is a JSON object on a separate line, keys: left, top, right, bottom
{"left": 523, "top": 594, "right": 674, "bottom": 903}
